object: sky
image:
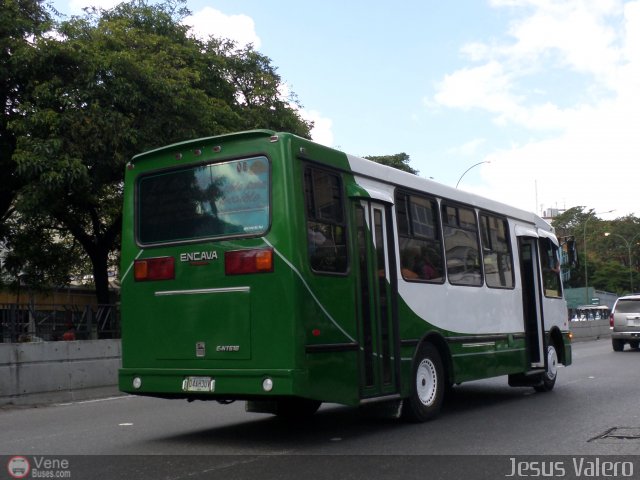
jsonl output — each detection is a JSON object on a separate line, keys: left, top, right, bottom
{"left": 52, "top": 0, "right": 640, "bottom": 220}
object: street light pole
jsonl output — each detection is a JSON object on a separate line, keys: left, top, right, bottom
{"left": 583, "top": 210, "right": 615, "bottom": 304}
{"left": 604, "top": 232, "right": 640, "bottom": 293}
{"left": 456, "top": 161, "right": 490, "bottom": 188}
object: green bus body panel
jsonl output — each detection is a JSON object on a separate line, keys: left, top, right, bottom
{"left": 119, "top": 130, "right": 571, "bottom": 407}
{"left": 394, "top": 295, "right": 530, "bottom": 392}
{"left": 120, "top": 131, "right": 361, "bottom": 405}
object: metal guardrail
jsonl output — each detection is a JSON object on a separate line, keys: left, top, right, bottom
{"left": 0, "top": 303, "right": 120, "bottom": 343}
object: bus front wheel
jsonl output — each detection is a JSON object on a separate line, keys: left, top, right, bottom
{"left": 534, "top": 344, "right": 558, "bottom": 392}
{"left": 402, "top": 343, "right": 444, "bottom": 422}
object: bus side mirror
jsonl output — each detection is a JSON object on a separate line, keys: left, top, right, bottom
{"left": 565, "top": 239, "right": 577, "bottom": 267}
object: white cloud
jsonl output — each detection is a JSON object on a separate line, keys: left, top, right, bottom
{"left": 183, "top": 7, "right": 261, "bottom": 49}
{"left": 446, "top": 138, "right": 486, "bottom": 157}
{"left": 460, "top": 42, "right": 493, "bottom": 62}
{"left": 431, "top": 0, "right": 640, "bottom": 217}
{"left": 299, "top": 109, "right": 334, "bottom": 147}
{"left": 469, "top": 87, "right": 640, "bottom": 217}
{"left": 277, "top": 81, "right": 333, "bottom": 146}
{"left": 502, "top": 1, "right": 622, "bottom": 84}
{"left": 434, "top": 61, "right": 520, "bottom": 114}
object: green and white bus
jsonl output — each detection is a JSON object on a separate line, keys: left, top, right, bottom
{"left": 119, "top": 130, "right": 572, "bottom": 421}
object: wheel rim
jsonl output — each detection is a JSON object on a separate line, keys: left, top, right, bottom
{"left": 416, "top": 358, "right": 437, "bottom": 406}
{"left": 546, "top": 346, "right": 558, "bottom": 380}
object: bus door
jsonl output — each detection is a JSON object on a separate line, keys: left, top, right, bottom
{"left": 353, "top": 200, "right": 400, "bottom": 398}
{"left": 517, "top": 235, "right": 545, "bottom": 368}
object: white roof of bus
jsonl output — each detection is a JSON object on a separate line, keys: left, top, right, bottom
{"left": 345, "top": 153, "right": 552, "bottom": 233}
{"left": 130, "top": 129, "right": 552, "bottom": 234}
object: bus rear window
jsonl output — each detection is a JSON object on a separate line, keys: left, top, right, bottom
{"left": 137, "top": 156, "right": 270, "bottom": 245}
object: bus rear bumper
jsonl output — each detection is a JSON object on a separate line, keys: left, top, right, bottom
{"left": 118, "top": 367, "right": 305, "bottom": 400}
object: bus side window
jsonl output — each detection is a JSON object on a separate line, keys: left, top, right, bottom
{"left": 395, "top": 192, "right": 444, "bottom": 283}
{"left": 539, "top": 238, "right": 562, "bottom": 298}
{"left": 303, "top": 166, "right": 348, "bottom": 273}
{"left": 442, "top": 203, "right": 482, "bottom": 286}
{"left": 480, "top": 213, "right": 514, "bottom": 288}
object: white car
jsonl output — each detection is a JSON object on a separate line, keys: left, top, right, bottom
{"left": 610, "top": 295, "right": 640, "bottom": 351}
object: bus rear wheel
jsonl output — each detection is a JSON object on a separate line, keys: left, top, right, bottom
{"left": 402, "top": 343, "right": 444, "bottom": 422}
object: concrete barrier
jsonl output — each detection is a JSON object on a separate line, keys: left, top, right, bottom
{"left": 0, "top": 323, "right": 610, "bottom": 407}
{"left": 569, "top": 319, "right": 611, "bottom": 342}
{"left": 0, "top": 339, "right": 121, "bottom": 406}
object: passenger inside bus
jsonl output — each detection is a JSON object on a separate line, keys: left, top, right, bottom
{"left": 401, "top": 245, "right": 442, "bottom": 281}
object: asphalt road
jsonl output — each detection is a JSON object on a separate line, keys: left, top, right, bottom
{"left": 2, "top": 339, "right": 639, "bottom": 479}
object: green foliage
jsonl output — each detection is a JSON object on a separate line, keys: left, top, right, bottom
{"left": 550, "top": 206, "right": 587, "bottom": 239}
{"left": 599, "top": 215, "right": 640, "bottom": 294}
{"left": 364, "top": 153, "right": 418, "bottom": 175}
{"left": 4, "top": 0, "right": 312, "bottom": 302}
{"left": 591, "top": 260, "right": 632, "bottom": 296}
{"left": 0, "top": 0, "right": 53, "bottom": 235}
{"left": 2, "top": 212, "right": 91, "bottom": 290}
{"left": 556, "top": 207, "right": 640, "bottom": 294}
{"left": 210, "top": 39, "right": 312, "bottom": 136}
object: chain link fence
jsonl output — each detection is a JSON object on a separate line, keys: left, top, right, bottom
{"left": 1, "top": 303, "right": 120, "bottom": 343}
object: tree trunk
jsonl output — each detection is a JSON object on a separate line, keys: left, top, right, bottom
{"left": 61, "top": 212, "right": 121, "bottom": 306}
{"left": 90, "top": 247, "right": 112, "bottom": 305}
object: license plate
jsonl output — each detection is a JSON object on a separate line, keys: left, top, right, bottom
{"left": 183, "top": 376, "right": 214, "bottom": 392}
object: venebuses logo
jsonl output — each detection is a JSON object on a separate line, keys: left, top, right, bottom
{"left": 6, "top": 456, "right": 72, "bottom": 478}
{"left": 7, "top": 456, "right": 30, "bottom": 479}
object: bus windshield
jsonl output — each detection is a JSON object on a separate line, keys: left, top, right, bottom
{"left": 137, "top": 156, "right": 270, "bottom": 244}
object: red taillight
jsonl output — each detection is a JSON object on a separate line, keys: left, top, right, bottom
{"left": 134, "top": 257, "right": 175, "bottom": 281}
{"left": 610, "top": 313, "right": 615, "bottom": 328}
{"left": 225, "top": 248, "right": 273, "bottom": 275}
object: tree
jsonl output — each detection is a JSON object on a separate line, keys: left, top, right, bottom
{"left": 2, "top": 211, "right": 91, "bottom": 290}
{"left": 364, "top": 153, "right": 418, "bottom": 174}
{"left": 209, "top": 40, "right": 311, "bottom": 136}
{"left": 551, "top": 207, "right": 640, "bottom": 293}
{"left": 599, "top": 215, "right": 640, "bottom": 294}
{"left": 591, "top": 260, "right": 630, "bottom": 296}
{"left": 549, "top": 206, "right": 586, "bottom": 240}
{"left": 0, "top": 0, "right": 52, "bottom": 241}
{"left": 9, "top": 0, "right": 311, "bottom": 303}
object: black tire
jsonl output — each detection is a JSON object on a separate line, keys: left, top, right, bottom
{"left": 612, "top": 338, "right": 625, "bottom": 352}
{"left": 402, "top": 343, "right": 444, "bottom": 422}
{"left": 630, "top": 341, "right": 639, "bottom": 350}
{"left": 275, "top": 398, "right": 321, "bottom": 420}
{"left": 534, "top": 344, "right": 558, "bottom": 393}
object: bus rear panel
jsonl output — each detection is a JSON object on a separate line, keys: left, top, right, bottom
{"left": 119, "top": 131, "right": 361, "bottom": 408}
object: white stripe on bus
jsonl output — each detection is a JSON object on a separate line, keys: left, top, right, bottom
{"left": 263, "top": 238, "right": 356, "bottom": 343}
